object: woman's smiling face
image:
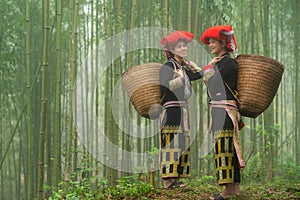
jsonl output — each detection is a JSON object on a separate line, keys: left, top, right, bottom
{"left": 172, "top": 40, "right": 188, "bottom": 58}
{"left": 208, "top": 38, "right": 226, "bottom": 56}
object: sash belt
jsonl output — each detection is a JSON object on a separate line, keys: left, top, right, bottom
{"left": 209, "top": 100, "right": 245, "bottom": 169}
{"left": 163, "top": 101, "right": 187, "bottom": 109}
{"left": 160, "top": 101, "right": 189, "bottom": 132}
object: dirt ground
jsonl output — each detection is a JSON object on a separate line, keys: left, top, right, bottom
{"left": 133, "top": 183, "right": 300, "bottom": 200}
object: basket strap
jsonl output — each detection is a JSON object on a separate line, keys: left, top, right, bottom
{"left": 224, "top": 81, "right": 240, "bottom": 104}
{"left": 169, "top": 59, "right": 178, "bottom": 70}
{"left": 170, "top": 59, "right": 192, "bottom": 100}
{"left": 160, "top": 60, "right": 177, "bottom": 104}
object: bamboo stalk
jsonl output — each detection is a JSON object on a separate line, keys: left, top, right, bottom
{"left": 37, "top": 0, "right": 50, "bottom": 198}
{"left": 25, "top": 0, "right": 33, "bottom": 198}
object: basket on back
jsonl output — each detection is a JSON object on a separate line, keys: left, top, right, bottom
{"left": 122, "top": 55, "right": 284, "bottom": 120}
{"left": 235, "top": 54, "right": 284, "bottom": 118}
{"left": 121, "top": 62, "right": 163, "bottom": 119}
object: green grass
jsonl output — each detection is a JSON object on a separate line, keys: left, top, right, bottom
{"left": 46, "top": 175, "right": 300, "bottom": 199}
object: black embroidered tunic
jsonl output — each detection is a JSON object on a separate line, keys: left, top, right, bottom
{"left": 159, "top": 58, "right": 202, "bottom": 178}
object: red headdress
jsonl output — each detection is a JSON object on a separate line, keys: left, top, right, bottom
{"left": 160, "top": 30, "right": 194, "bottom": 50}
{"left": 200, "top": 25, "right": 238, "bottom": 56}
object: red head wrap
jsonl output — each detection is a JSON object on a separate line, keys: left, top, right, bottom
{"left": 200, "top": 25, "right": 238, "bottom": 55}
{"left": 160, "top": 31, "right": 194, "bottom": 50}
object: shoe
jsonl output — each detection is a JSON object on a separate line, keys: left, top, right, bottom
{"left": 163, "top": 181, "right": 193, "bottom": 192}
{"left": 207, "top": 194, "right": 227, "bottom": 200}
{"left": 233, "top": 183, "right": 241, "bottom": 196}
{"left": 163, "top": 181, "right": 185, "bottom": 189}
{"left": 208, "top": 193, "right": 239, "bottom": 200}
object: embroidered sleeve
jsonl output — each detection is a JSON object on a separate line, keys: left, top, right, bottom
{"left": 169, "top": 77, "right": 184, "bottom": 91}
{"left": 202, "top": 64, "right": 215, "bottom": 82}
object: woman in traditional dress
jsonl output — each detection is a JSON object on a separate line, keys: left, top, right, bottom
{"left": 200, "top": 25, "right": 245, "bottom": 200}
{"left": 159, "top": 31, "right": 202, "bottom": 189}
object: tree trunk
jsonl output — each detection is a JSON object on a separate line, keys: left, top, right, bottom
{"left": 65, "top": 0, "right": 74, "bottom": 192}
{"left": 261, "top": 0, "right": 274, "bottom": 180}
{"left": 294, "top": 0, "right": 300, "bottom": 165}
{"left": 95, "top": 0, "right": 100, "bottom": 185}
{"left": 53, "top": 0, "right": 62, "bottom": 191}
{"left": 37, "top": 0, "right": 50, "bottom": 198}
{"left": 26, "top": 0, "right": 33, "bottom": 199}
{"left": 103, "top": 0, "right": 109, "bottom": 179}
{"left": 72, "top": 0, "right": 79, "bottom": 179}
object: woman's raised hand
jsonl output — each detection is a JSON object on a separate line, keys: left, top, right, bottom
{"left": 208, "top": 56, "right": 223, "bottom": 65}
{"left": 174, "top": 69, "right": 184, "bottom": 79}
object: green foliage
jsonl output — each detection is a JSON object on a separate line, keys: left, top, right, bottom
{"left": 259, "top": 123, "right": 281, "bottom": 142}
{"left": 242, "top": 152, "right": 300, "bottom": 183}
{"left": 242, "top": 153, "right": 266, "bottom": 182}
{"left": 242, "top": 180, "right": 300, "bottom": 200}
{"left": 109, "top": 176, "right": 155, "bottom": 199}
{"left": 146, "top": 146, "right": 159, "bottom": 165}
{"left": 200, "top": 0, "right": 237, "bottom": 27}
{"left": 46, "top": 176, "right": 108, "bottom": 199}
{"left": 275, "top": 159, "right": 300, "bottom": 180}
{"left": 188, "top": 175, "right": 215, "bottom": 187}
{"left": 46, "top": 171, "right": 154, "bottom": 200}
{"left": 45, "top": 171, "right": 300, "bottom": 200}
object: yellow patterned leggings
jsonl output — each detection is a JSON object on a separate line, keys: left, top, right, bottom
{"left": 214, "top": 130, "right": 240, "bottom": 185}
{"left": 160, "top": 126, "right": 191, "bottom": 179}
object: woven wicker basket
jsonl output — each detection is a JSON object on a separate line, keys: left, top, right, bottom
{"left": 122, "top": 55, "right": 284, "bottom": 119}
{"left": 235, "top": 54, "right": 284, "bottom": 118}
{"left": 122, "top": 62, "right": 163, "bottom": 119}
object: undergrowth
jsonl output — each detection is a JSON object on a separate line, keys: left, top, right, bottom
{"left": 45, "top": 154, "right": 300, "bottom": 199}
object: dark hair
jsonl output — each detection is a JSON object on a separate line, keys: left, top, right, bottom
{"left": 221, "top": 40, "right": 230, "bottom": 52}
{"left": 164, "top": 50, "right": 174, "bottom": 60}
{"left": 164, "top": 39, "right": 187, "bottom": 60}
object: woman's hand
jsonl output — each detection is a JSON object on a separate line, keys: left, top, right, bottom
{"left": 169, "top": 69, "right": 185, "bottom": 91}
{"left": 174, "top": 69, "right": 184, "bottom": 79}
{"left": 184, "top": 60, "right": 201, "bottom": 72}
{"left": 208, "top": 56, "right": 223, "bottom": 65}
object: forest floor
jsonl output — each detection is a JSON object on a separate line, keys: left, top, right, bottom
{"left": 48, "top": 175, "right": 300, "bottom": 199}
{"left": 129, "top": 181, "right": 300, "bottom": 200}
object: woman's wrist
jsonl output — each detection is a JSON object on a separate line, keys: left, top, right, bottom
{"left": 169, "top": 77, "right": 184, "bottom": 91}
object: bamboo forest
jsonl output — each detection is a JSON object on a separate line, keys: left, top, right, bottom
{"left": 0, "top": 0, "right": 299, "bottom": 199}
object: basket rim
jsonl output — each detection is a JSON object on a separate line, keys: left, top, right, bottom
{"left": 236, "top": 54, "right": 284, "bottom": 69}
{"left": 121, "top": 62, "right": 162, "bottom": 76}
